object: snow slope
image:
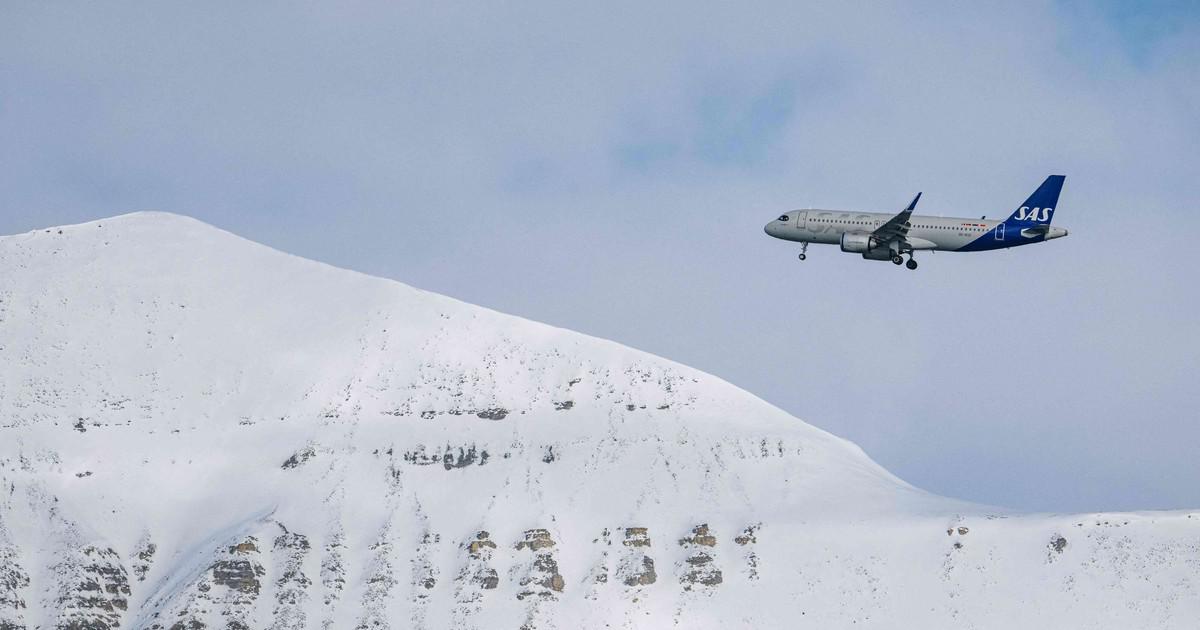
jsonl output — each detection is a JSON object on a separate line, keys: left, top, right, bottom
{"left": 0, "top": 212, "right": 1197, "bottom": 629}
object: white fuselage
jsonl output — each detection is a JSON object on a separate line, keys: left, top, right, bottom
{"left": 767, "top": 210, "right": 993, "bottom": 250}
{"left": 764, "top": 209, "right": 1067, "bottom": 252}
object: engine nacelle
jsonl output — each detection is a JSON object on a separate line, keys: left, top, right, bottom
{"left": 841, "top": 232, "right": 898, "bottom": 261}
{"left": 860, "top": 248, "right": 894, "bottom": 261}
{"left": 839, "top": 233, "right": 876, "bottom": 254}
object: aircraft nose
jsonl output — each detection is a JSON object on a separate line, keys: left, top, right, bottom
{"left": 764, "top": 220, "right": 783, "bottom": 237}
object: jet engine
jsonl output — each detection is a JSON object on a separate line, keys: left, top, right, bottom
{"left": 860, "top": 249, "right": 895, "bottom": 261}
{"left": 839, "top": 233, "right": 877, "bottom": 253}
{"left": 841, "top": 233, "right": 899, "bottom": 261}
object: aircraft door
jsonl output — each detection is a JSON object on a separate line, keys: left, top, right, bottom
{"left": 795, "top": 211, "right": 807, "bottom": 230}
{"left": 995, "top": 224, "right": 1005, "bottom": 241}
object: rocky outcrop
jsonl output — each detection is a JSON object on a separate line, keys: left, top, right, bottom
{"left": 147, "top": 536, "right": 266, "bottom": 630}
{"left": 585, "top": 528, "right": 612, "bottom": 598}
{"left": 357, "top": 522, "right": 399, "bottom": 630}
{"left": 1047, "top": 533, "right": 1068, "bottom": 562}
{"left": 410, "top": 531, "right": 440, "bottom": 629}
{"left": 515, "top": 529, "right": 564, "bottom": 600}
{"left": 453, "top": 531, "right": 500, "bottom": 628}
{"left": 0, "top": 545, "right": 30, "bottom": 629}
{"left": 678, "top": 524, "right": 721, "bottom": 590}
{"left": 281, "top": 446, "right": 316, "bottom": 470}
{"left": 461, "top": 531, "right": 500, "bottom": 591}
{"left": 131, "top": 536, "right": 157, "bottom": 583}
{"left": 733, "top": 524, "right": 760, "bottom": 581}
{"left": 269, "top": 526, "right": 312, "bottom": 630}
{"left": 399, "top": 444, "right": 491, "bottom": 470}
{"left": 50, "top": 545, "right": 131, "bottom": 630}
{"left": 617, "top": 528, "right": 657, "bottom": 587}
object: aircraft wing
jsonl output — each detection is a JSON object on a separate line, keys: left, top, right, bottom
{"left": 871, "top": 192, "right": 921, "bottom": 244}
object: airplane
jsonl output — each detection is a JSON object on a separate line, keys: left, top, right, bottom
{"left": 763, "top": 175, "right": 1068, "bottom": 270}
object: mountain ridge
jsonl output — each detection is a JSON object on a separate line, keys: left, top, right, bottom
{"left": 1, "top": 212, "right": 1196, "bottom": 629}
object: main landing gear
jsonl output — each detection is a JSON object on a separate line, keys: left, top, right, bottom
{"left": 892, "top": 253, "right": 919, "bottom": 270}
{"left": 797, "top": 242, "right": 809, "bottom": 261}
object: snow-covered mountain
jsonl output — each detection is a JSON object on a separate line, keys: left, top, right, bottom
{"left": 0, "top": 212, "right": 1196, "bottom": 629}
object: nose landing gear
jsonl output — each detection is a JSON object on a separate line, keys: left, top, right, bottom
{"left": 798, "top": 242, "right": 809, "bottom": 261}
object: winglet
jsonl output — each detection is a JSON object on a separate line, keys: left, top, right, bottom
{"left": 904, "top": 192, "right": 921, "bottom": 213}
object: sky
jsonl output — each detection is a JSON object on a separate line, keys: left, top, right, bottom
{"left": 2, "top": 1, "right": 1197, "bottom": 513}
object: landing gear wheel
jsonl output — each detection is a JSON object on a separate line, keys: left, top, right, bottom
{"left": 798, "top": 242, "right": 809, "bottom": 261}
{"left": 906, "top": 258, "right": 918, "bottom": 270}
{"left": 891, "top": 255, "right": 904, "bottom": 265}
{"left": 798, "top": 253, "right": 807, "bottom": 261}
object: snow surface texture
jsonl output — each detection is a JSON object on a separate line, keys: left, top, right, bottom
{"left": 1, "top": 212, "right": 1197, "bottom": 629}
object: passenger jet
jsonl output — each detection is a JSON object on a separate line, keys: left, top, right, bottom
{"left": 763, "top": 175, "right": 1068, "bottom": 269}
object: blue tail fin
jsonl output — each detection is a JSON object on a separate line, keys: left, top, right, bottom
{"left": 1003, "top": 175, "right": 1065, "bottom": 225}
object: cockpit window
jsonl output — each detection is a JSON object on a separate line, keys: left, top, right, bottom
{"left": 778, "top": 215, "right": 790, "bottom": 222}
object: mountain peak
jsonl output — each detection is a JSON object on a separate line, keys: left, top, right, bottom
{"left": 7, "top": 214, "right": 1190, "bottom": 628}
{"left": 0, "top": 212, "right": 925, "bottom": 520}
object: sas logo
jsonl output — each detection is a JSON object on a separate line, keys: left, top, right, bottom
{"left": 1015, "top": 206, "right": 1053, "bottom": 222}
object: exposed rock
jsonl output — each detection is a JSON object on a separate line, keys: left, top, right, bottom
{"left": 281, "top": 446, "right": 316, "bottom": 470}
{"left": 621, "top": 557, "right": 657, "bottom": 587}
{"left": 131, "top": 537, "right": 156, "bottom": 582}
{"left": 51, "top": 544, "right": 131, "bottom": 630}
{"left": 320, "top": 530, "right": 346, "bottom": 607}
{"left": 733, "top": 524, "right": 760, "bottom": 581}
{"left": 269, "top": 526, "right": 312, "bottom": 630}
{"left": 463, "top": 531, "right": 499, "bottom": 589}
{"left": 553, "top": 401, "right": 574, "bottom": 411}
{"left": 213, "top": 542, "right": 265, "bottom": 595}
{"left": 443, "top": 445, "right": 487, "bottom": 470}
{"left": 412, "top": 407, "right": 509, "bottom": 420}
{"left": 145, "top": 533, "right": 267, "bottom": 629}
{"left": 230, "top": 539, "right": 259, "bottom": 555}
{"left": 515, "top": 528, "right": 557, "bottom": 552}
{"left": 136, "top": 530, "right": 270, "bottom": 628}
{"left": 413, "top": 532, "right": 440, "bottom": 592}
{"left": 679, "top": 525, "right": 722, "bottom": 590}
{"left": 475, "top": 408, "right": 508, "bottom": 420}
{"left": 585, "top": 529, "right": 612, "bottom": 598}
{"left": 618, "top": 528, "right": 657, "bottom": 587}
{"left": 357, "top": 522, "right": 399, "bottom": 630}
{"left": 679, "top": 523, "right": 717, "bottom": 547}
{"left": 410, "top": 530, "right": 440, "bottom": 630}
{"left": 733, "top": 524, "right": 759, "bottom": 546}
{"left": 623, "top": 527, "right": 651, "bottom": 548}
{"left": 515, "top": 529, "right": 564, "bottom": 600}
{"left": 0, "top": 545, "right": 30, "bottom": 629}
{"left": 1047, "top": 534, "right": 1068, "bottom": 562}
{"left": 401, "top": 445, "right": 441, "bottom": 466}
{"left": 454, "top": 531, "right": 500, "bottom": 626}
